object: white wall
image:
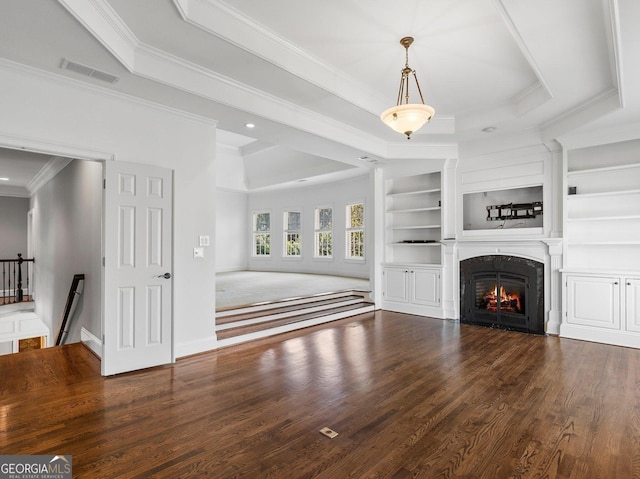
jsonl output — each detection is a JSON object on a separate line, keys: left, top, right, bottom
{"left": 247, "top": 174, "right": 370, "bottom": 279}
{"left": 30, "top": 160, "right": 102, "bottom": 344}
{"left": 216, "top": 189, "right": 248, "bottom": 272}
{"left": 0, "top": 61, "right": 217, "bottom": 357}
{"left": 215, "top": 143, "right": 247, "bottom": 191}
{"left": 215, "top": 142, "right": 248, "bottom": 272}
{"left": 0, "top": 196, "right": 29, "bottom": 259}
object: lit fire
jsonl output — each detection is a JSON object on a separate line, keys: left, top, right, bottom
{"left": 483, "top": 284, "right": 522, "bottom": 313}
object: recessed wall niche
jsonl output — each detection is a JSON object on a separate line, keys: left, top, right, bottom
{"left": 463, "top": 186, "right": 543, "bottom": 231}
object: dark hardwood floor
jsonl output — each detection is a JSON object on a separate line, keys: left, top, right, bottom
{"left": 1, "top": 310, "right": 639, "bottom": 478}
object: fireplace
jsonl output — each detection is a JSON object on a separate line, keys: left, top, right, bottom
{"left": 460, "top": 255, "right": 544, "bottom": 334}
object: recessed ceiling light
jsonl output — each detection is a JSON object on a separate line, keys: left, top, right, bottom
{"left": 0, "top": 177, "right": 9, "bottom": 181}
{"left": 482, "top": 126, "right": 497, "bottom": 133}
{"left": 245, "top": 123, "right": 255, "bottom": 129}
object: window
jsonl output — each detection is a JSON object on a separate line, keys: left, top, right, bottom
{"left": 314, "top": 207, "right": 332, "bottom": 258}
{"left": 253, "top": 211, "right": 270, "bottom": 256}
{"left": 283, "top": 211, "right": 301, "bottom": 257}
{"left": 346, "top": 203, "right": 364, "bottom": 259}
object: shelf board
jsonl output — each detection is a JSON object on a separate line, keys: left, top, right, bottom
{"left": 389, "top": 242, "right": 441, "bottom": 247}
{"left": 387, "top": 206, "right": 441, "bottom": 213}
{"left": 568, "top": 215, "right": 640, "bottom": 222}
{"left": 566, "top": 188, "right": 640, "bottom": 199}
{"left": 387, "top": 188, "right": 441, "bottom": 198}
{"left": 567, "top": 240, "right": 640, "bottom": 245}
{"left": 389, "top": 225, "right": 441, "bottom": 230}
{"left": 568, "top": 162, "right": 640, "bottom": 176}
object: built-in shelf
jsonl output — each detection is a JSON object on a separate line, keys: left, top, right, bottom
{"left": 567, "top": 241, "right": 640, "bottom": 245}
{"left": 567, "top": 188, "right": 640, "bottom": 198}
{"left": 568, "top": 215, "right": 640, "bottom": 222}
{"left": 389, "top": 225, "right": 441, "bottom": 230}
{"left": 564, "top": 138, "right": 640, "bottom": 274}
{"left": 387, "top": 206, "right": 441, "bottom": 214}
{"left": 387, "top": 187, "right": 441, "bottom": 198}
{"left": 389, "top": 242, "right": 441, "bottom": 247}
{"left": 567, "top": 161, "right": 640, "bottom": 176}
{"left": 385, "top": 171, "right": 442, "bottom": 265}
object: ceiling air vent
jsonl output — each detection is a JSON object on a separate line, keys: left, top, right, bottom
{"left": 60, "top": 58, "right": 119, "bottom": 84}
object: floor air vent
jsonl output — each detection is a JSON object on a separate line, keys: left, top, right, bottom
{"left": 60, "top": 58, "right": 119, "bottom": 84}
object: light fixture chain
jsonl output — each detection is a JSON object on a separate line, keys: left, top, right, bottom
{"left": 412, "top": 71, "right": 425, "bottom": 105}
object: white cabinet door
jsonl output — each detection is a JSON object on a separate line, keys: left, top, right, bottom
{"left": 625, "top": 278, "right": 640, "bottom": 333}
{"left": 566, "top": 275, "right": 621, "bottom": 330}
{"left": 383, "top": 267, "right": 409, "bottom": 303}
{"left": 410, "top": 268, "right": 440, "bottom": 307}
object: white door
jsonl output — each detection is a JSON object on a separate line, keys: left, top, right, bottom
{"left": 625, "top": 278, "right": 640, "bottom": 333}
{"left": 411, "top": 268, "right": 440, "bottom": 307}
{"left": 383, "top": 267, "right": 409, "bottom": 303}
{"left": 102, "top": 161, "right": 173, "bottom": 376}
{"left": 566, "top": 275, "right": 620, "bottom": 330}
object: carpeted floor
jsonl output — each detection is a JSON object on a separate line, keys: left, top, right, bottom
{"left": 216, "top": 271, "right": 369, "bottom": 310}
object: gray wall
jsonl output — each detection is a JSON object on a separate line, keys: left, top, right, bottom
{"left": 31, "top": 159, "right": 102, "bottom": 344}
{"left": 0, "top": 196, "right": 29, "bottom": 259}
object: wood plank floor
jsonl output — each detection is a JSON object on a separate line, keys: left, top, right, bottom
{"left": 1, "top": 310, "right": 640, "bottom": 478}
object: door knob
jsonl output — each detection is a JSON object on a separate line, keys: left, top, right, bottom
{"left": 158, "top": 272, "right": 171, "bottom": 279}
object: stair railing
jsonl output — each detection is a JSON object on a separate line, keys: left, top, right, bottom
{"left": 1, "top": 254, "right": 35, "bottom": 305}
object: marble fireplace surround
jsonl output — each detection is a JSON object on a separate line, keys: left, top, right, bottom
{"left": 442, "top": 238, "right": 563, "bottom": 334}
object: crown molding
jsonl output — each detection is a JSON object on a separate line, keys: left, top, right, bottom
{"left": 27, "top": 157, "right": 73, "bottom": 195}
{"left": 0, "top": 58, "right": 217, "bottom": 127}
{"left": 492, "top": 0, "right": 553, "bottom": 99}
{"left": 59, "top": 0, "right": 460, "bottom": 161}
{"left": 540, "top": 87, "right": 621, "bottom": 142}
{"left": 604, "top": 0, "right": 623, "bottom": 105}
{"left": 57, "top": 0, "right": 138, "bottom": 71}
{"left": 174, "top": 0, "right": 390, "bottom": 116}
{"left": 0, "top": 128, "right": 113, "bottom": 162}
{"left": 0, "top": 185, "right": 29, "bottom": 198}
{"left": 557, "top": 118, "right": 640, "bottom": 150}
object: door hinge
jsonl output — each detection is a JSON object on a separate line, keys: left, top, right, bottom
{"left": 102, "top": 257, "right": 105, "bottom": 267}
{"left": 103, "top": 178, "right": 106, "bottom": 189}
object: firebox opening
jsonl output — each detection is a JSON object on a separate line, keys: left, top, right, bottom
{"left": 461, "top": 255, "right": 544, "bottom": 334}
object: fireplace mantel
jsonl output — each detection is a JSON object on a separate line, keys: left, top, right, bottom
{"left": 441, "top": 237, "right": 563, "bottom": 334}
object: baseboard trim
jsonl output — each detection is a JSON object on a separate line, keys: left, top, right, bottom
{"left": 560, "top": 323, "right": 640, "bottom": 349}
{"left": 175, "top": 335, "right": 218, "bottom": 359}
{"left": 81, "top": 327, "right": 102, "bottom": 358}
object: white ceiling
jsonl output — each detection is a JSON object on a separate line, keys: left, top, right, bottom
{"left": 0, "top": 0, "right": 638, "bottom": 192}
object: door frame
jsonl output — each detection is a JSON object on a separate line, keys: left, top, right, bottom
{"left": 0, "top": 133, "right": 175, "bottom": 367}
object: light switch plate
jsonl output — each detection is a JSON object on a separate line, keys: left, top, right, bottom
{"left": 194, "top": 247, "right": 204, "bottom": 258}
{"left": 199, "top": 235, "right": 210, "bottom": 247}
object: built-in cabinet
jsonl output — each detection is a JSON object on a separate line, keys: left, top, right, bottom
{"left": 382, "top": 170, "right": 445, "bottom": 318}
{"left": 561, "top": 138, "right": 640, "bottom": 348}
{"left": 561, "top": 273, "right": 640, "bottom": 348}
{"left": 382, "top": 265, "right": 442, "bottom": 316}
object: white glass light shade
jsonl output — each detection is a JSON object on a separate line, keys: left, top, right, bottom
{"left": 380, "top": 103, "right": 435, "bottom": 139}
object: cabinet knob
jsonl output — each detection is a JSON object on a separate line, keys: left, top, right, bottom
{"left": 614, "top": 281, "right": 619, "bottom": 285}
